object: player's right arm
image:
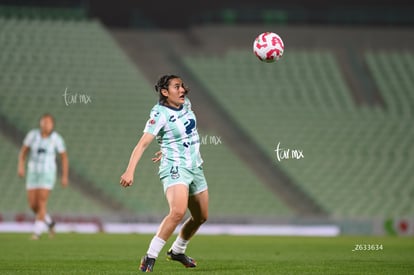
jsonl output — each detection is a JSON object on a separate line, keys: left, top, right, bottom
{"left": 18, "top": 145, "right": 30, "bottom": 178}
{"left": 18, "top": 130, "right": 35, "bottom": 178}
{"left": 120, "top": 132, "right": 155, "bottom": 187}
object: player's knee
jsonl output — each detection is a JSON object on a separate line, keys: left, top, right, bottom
{"left": 29, "top": 202, "right": 38, "bottom": 212}
{"left": 194, "top": 213, "right": 208, "bottom": 225}
{"left": 201, "top": 212, "right": 208, "bottom": 224}
{"left": 198, "top": 217, "right": 207, "bottom": 226}
{"left": 169, "top": 208, "right": 186, "bottom": 223}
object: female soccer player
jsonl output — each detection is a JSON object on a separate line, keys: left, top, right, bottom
{"left": 18, "top": 113, "right": 69, "bottom": 240}
{"left": 120, "top": 74, "right": 209, "bottom": 272}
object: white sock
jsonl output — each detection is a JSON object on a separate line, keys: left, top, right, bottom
{"left": 171, "top": 236, "right": 189, "bottom": 254}
{"left": 44, "top": 214, "right": 52, "bottom": 226}
{"left": 146, "top": 236, "right": 166, "bottom": 259}
{"left": 34, "top": 220, "right": 46, "bottom": 236}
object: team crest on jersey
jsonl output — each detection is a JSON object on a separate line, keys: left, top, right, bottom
{"left": 170, "top": 166, "right": 180, "bottom": 179}
{"left": 148, "top": 119, "right": 156, "bottom": 125}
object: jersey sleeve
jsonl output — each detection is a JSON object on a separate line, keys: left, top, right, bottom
{"left": 143, "top": 106, "right": 166, "bottom": 136}
{"left": 23, "top": 130, "right": 36, "bottom": 147}
{"left": 54, "top": 133, "right": 66, "bottom": 153}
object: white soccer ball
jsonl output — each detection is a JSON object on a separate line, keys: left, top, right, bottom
{"left": 253, "top": 32, "right": 284, "bottom": 63}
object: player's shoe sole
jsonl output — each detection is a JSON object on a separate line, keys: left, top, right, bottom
{"left": 166, "top": 249, "right": 197, "bottom": 268}
{"left": 140, "top": 255, "right": 156, "bottom": 272}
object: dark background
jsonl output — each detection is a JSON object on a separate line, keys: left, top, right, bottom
{"left": 1, "top": 0, "right": 413, "bottom": 28}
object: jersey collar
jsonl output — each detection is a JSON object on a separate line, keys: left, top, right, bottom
{"left": 159, "top": 102, "right": 184, "bottom": 111}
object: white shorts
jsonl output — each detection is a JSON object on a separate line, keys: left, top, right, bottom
{"left": 26, "top": 170, "right": 56, "bottom": 190}
{"left": 160, "top": 166, "right": 208, "bottom": 195}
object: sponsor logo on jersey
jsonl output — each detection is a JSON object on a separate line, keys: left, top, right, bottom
{"left": 169, "top": 115, "right": 176, "bottom": 122}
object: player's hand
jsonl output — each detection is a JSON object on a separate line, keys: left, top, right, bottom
{"left": 152, "top": 151, "right": 162, "bottom": 163}
{"left": 120, "top": 171, "right": 134, "bottom": 188}
{"left": 61, "top": 176, "right": 69, "bottom": 188}
{"left": 18, "top": 165, "right": 25, "bottom": 178}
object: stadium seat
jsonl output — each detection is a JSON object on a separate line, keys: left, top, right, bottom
{"left": 182, "top": 47, "right": 414, "bottom": 218}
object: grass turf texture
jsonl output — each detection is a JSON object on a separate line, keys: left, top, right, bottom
{"left": 0, "top": 234, "right": 413, "bottom": 274}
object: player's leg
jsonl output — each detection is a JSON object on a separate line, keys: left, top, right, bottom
{"left": 27, "top": 189, "right": 39, "bottom": 214}
{"left": 27, "top": 171, "right": 42, "bottom": 240}
{"left": 168, "top": 166, "right": 209, "bottom": 268}
{"left": 26, "top": 171, "right": 39, "bottom": 214}
{"left": 28, "top": 189, "right": 46, "bottom": 239}
{"left": 167, "top": 189, "right": 208, "bottom": 268}
{"left": 36, "top": 188, "right": 56, "bottom": 237}
{"left": 174, "top": 166, "right": 208, "bottom": 245}
{"left": 181, "top": 189, "right": 209, "bottom": 240}
{"left": 39, "top": 172, "right": 57, "bottom": 236}
{"left": 140, "top": 184, "right": 189, "bottom": 272}
{"left": 156, "top": 184, "right": 189, "bottom": 240}
{"left": 27, "top": 189, "right": 41, "bottom": 239}
{"left": 36, "top": 188, "right": 50, "bottom": 221}
{"left": 31, "top": 189, "right": 50, "bottom": 239}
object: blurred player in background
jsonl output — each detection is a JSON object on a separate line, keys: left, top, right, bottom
{"left": 18, "top": 113, "right": 69, "bottom": 240}
{"left": 120, "top": 74, "right": 209, "bottom": 272}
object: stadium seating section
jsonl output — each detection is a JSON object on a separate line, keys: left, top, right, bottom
{"left": 0, "top": 16, "right": 291, "bottom": 221}
{"left": 182, "top": 49, "right": 414, "bottom": 218}
{"left": 0, "top": 11, "right": 413, "bottom": 221}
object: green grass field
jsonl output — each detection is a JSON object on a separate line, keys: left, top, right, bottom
{"left": 0, "top": 233, "right": 413, "bottom": 274}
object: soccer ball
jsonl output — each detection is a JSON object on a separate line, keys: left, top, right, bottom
{"left": 253, "top": 32, "right": 284, "bottom": 63}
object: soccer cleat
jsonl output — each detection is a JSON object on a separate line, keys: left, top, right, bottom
{"left": 167, "top": 249, "right": 197, "bottom": 268}
{"left": 140, "top": 255, "right": 156, "bottom": 272}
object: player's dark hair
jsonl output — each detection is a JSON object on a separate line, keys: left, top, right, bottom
{"left": 154, "top": 74, "right": 189, "bottom": 105}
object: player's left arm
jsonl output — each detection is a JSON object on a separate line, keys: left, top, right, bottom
{"left": 60, "top": 151, "right": 69, "bottom": 187}
{"left": 17, "top": 145, "right": 30, "bottom": 178}
{"left": 152, "top": 151, "right": 162, "bottom": 163}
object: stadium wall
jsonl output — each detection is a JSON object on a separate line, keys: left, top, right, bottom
{"left": 1, "top": 218, "right": 413, "bottom": 236}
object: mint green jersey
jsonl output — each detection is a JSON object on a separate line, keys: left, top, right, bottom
{"left": 144, "top": 97, "right": 203, "bottom": 172}
{"left": 23, "top": 129, "right": 66, "bottom": 174}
